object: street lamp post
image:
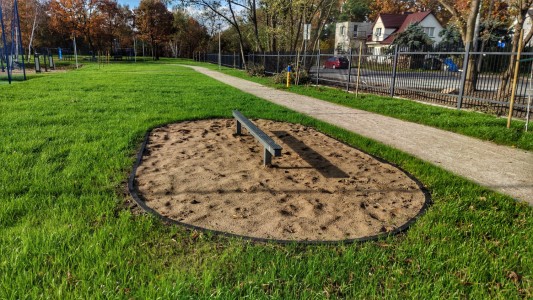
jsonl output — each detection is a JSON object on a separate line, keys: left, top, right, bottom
{"left": 72, "top": 34, "right": 78, "bottom": 69}
{"left": 217, "top": 23, "right": 222, "bottom": 70}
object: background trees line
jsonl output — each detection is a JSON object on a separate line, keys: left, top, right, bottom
{"left": 10, "top": 0, "right": 208, "bottom": 60}
{"left": 8, "top": 0, "right": 533, "bottom": 68}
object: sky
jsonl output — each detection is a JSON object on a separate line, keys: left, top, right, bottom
{"left": 117, "top": 0, "right": 140, "bottom": 8}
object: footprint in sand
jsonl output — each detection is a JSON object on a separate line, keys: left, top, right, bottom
{"left": 135, "top": 119, "right": 428, "bottom": 242}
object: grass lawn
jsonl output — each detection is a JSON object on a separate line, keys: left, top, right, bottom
{"left": 187, "top": 61, "right": 533, "bottom": 151}
{"left": 0, "top": 60, "right": 531, "bottom": 298}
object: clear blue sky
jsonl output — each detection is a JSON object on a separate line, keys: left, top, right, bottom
{"left": 117, "top": 0, "right": 140, "bottom": 8}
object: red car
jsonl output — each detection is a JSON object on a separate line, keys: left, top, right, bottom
{"left": 323, "top": 56, "right": 349, "bottom": 69}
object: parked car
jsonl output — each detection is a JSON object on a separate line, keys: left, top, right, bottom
{"left": 323, "top": 56, "right": 349, "bottom": 69}
{"left": 423, "top": 57, "right": 442, "bottom": 70}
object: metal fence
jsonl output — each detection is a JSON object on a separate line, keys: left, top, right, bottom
{"left": 197, "top": 48, "right": 533, "bottom": 119}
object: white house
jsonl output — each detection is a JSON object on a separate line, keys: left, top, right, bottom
{"left": 335, "top": 21, "right": 372, "bottom": 54}
{"left": 366, "top": 11, "right": 444, "bottom": 54}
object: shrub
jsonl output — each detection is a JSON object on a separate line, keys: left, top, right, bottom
{"left": 272, "top": 69, "right": 311, "bottom": 85}
{"left": 246, "top": 63, "right": 265, "bottom": 77}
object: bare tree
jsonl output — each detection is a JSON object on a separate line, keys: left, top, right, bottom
{"left": 498, "top": 0, "right": 533, "bottom": 96}
{"left": 438, "top": 0, "right": 481, "bottom": 93}
{"left": 183, "top": 0, "right": 251, "bottom": 69}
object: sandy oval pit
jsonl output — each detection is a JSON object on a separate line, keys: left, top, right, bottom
{"left": 134, "top": 119, "right": 428, "bottom": 242}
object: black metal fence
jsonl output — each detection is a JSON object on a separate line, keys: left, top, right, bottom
{"left": 196, "top": 48, "right": 533, "bottom": 119}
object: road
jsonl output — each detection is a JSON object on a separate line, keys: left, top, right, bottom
{"left": 310, "top": 67, "right": 530, "bottom": 95}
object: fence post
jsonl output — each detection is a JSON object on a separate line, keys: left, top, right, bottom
{"left": 346, "top": 47, "right": 353, "bottom": 92}
{"left": 263, "top": 51, "right": 266, "bottom": 73}
{"left": 457, "top": 42, "right": 471, "bottom": 110}
{"left": 390, "top": 44, "right": 399, "bottom": 98}
{"left": 316, "top": 46, "right": 320, "bottom": 85}
{"left": 277, "top": 51, "right": 280, "bottom": 73}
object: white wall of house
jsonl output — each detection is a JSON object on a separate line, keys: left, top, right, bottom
{"left": 335, "top": 21, "right": 372, "bottom": 54}
{"left": 372, "top": 18, "right": 386, "bottom": 42}
{"left": 417, "top": 14, "right": 443, "bottom": 44}
{"left": 370, "top": 14, "right": 443, "bottom": 45}
{"left": 370, "top": 18, "right": 396, "bottom": 42}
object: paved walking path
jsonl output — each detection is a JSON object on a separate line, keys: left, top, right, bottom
{"left": 188, "top": 66, "right": 533, "bottom": 205}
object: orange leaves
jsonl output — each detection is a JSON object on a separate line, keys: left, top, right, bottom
{"left": 48, "top": 0, "right": 86, "bottom": 36}
{"left": 47, "top": 0, "right": 133, "bottom": 51}
{"left": 134, "top": 0, "right": 174, "bottom": 44}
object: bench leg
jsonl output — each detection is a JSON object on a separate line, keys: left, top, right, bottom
{"left": 236, "top": 120, "right": 242, "bottom": 135}
{"left": 263, "top": 148, "right": 272, "bottom": 166}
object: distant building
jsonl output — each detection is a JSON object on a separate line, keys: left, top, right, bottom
{"left": 335, "top": 21, "right": 372, "bottom": 54}
{"left": 366, "top": 11, "right": 444, "bottom": 54}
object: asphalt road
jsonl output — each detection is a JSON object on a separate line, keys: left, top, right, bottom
{"left": 310, "top": 67, "right": 530, "bottom": 94}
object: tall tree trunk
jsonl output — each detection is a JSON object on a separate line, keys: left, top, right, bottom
{"left": 27, "top": 11, "right": 37, "bottom": 63}
{"left": 271, "top": 17, "right": 277, "bottom": 52}
{"left": 249, "top": 0, "right": 263, "bottom": 52}
{"left": 498, "top": 0, "right": 533, "bottom": 97}
{"left": 226, "top": 0, "right": 248, "bottom": 70}
{"left": 291, "top": 12, "right": 304, "bottom": 53}
{"left": 463, "top": 0, "right": 481, "bottom": 93}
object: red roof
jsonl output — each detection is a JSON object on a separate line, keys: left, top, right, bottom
{"left": 379, "top": 14, "right": 409, "bottom": 28}
{"left": 396, "top": 11, "right": 432, "bottom": 33}
{"left": 375, "top": 11, "right": 434, "bottom": 45}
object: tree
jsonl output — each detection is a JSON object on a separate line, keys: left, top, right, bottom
{"left": 135, "top": 0, "right": 174, "bottom": 60}
{"left": 437, "top": 0, "right": 481, "bottom": 92}
{"left": 392, "top": 22, "right": 433, "bottom": 51}
{"left": 48, "top": 0, "right": 110, "bottom": 53}
{"left": 18, "top": 0, "right": 46, "bottom": 61}
{"left": 437, "top": 24, "right": 463, "bottom": 50}
{"left": 498, "top": 0, "right": 533, "bottom": 96}
{"left": 48, "top": 0, "right": 86, "bottom": 41}
{"left": 339, "top": 0, "right": 371, "bottom": 22}
{"left": 369, "top": 0, "right": 412, "bottom": 21}
{"left": 170, "top": 10, "right": 209, "bottom": 58}
{"left": 436, "top": 0, "right": 481, "bottom": 45}
{"left": 184, "top": 0, "right": 248, "bottom": 68}
{"left": 91, "top": 0, "right": 120, "bottom": 51}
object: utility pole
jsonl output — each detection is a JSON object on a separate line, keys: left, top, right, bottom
{"left": 73, "top": 35, "right": 78, "bottom": 69}
{"left": 133, "top": 36, "right": 137, "bottom": 62}
{"left": 218, "top": 23, "right": 222, "bottom": 70}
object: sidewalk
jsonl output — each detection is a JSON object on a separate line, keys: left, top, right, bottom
{"left": 188, "top": 66, "right": 533, "bottom": 205}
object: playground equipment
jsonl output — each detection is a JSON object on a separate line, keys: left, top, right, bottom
{"left": 0, "top": 0, "right": 26, "bottom": 83}
{"left": 34, "top": 48, "right": 55, "bottom": 73}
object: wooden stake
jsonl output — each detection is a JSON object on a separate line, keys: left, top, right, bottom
{"left": 507, "top": 29, "right": 524, "bottom": 128}
{"left": 355, "top": 41, "right": 363, "bottom": 97}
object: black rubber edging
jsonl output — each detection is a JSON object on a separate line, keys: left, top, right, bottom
{"left": 128, "top": 120, "right": 432, "bottom": 245}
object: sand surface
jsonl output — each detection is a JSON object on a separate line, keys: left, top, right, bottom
{"left": 187, "top": 65, "right": 533, "bottom": 205}
{"left": 135, "top": 119, "right": 427, "bottom": 241}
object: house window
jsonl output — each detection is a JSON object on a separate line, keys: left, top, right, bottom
{"left": 341, "top": 26, "right": 346, "bottom": 36}
{"left": 375, "top": 28, "right": 382, "bottom": 37}
{"left": 423, "top": 27, "right": 435, "bottom": 37}
{"left": 353, "top": 25, "right": 358, "bottom": 32}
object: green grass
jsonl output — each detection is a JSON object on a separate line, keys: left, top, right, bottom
{"left": 189, "top": 61, "right": 533, "bottom": 151}
{"left": 1, "top": 60, "right": 531, "bottom": 298}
